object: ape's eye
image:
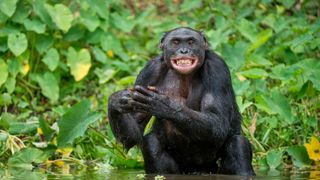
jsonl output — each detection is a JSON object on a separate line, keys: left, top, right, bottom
{"left": 188, "top": 40, "right": 194, "bottom": 45}
{"left": 172, "top": 40, "right": 180, "bottom": 45}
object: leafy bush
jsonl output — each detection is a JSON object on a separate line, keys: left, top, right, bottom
{"left": 0, "top": 0, "right": 319, "bottom": 171}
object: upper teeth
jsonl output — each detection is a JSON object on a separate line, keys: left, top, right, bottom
{"left": 177, "top": 59, "right": 192, "bottom": 65}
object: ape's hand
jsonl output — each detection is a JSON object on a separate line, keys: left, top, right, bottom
{"left": 131, "top": 85, "right": 184, "bottom": 118}
{"left": 108, "top": 89, "right": 135, "bottom": 113}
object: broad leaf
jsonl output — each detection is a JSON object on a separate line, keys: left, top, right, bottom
{"left": 94, "top": 67, "right": 117, "bottom": 84}
{"left": 261, "top": 91, "right": 294, "bottom": 124}
{"left": 57, "top": 100, "right": 101, "bottom": 147}
{"left": 180, "top": 0, "right": 202, "bottom": 12}
{"left": 35, "top": 35, "right": 54, "bottom": 54}
{"left": 287, "top": 146, "right": 312, "bottom": 168}
{"left": 5, "top": 76, "right": 15, "bottom": 93}
{"left": 35, "top": 72, "right": 59, "bottom": 102}
{"left": 45, "top": 4, "right": 73, "bottom": 32}
{"left": 248, "top": 29, "right": 273, "bottom": 52}
{"left": 39, "top": 118, "right": 55, "bottom": 141}
{"left": 0, "top": 0, "right": 18, "bottom": 17}
{"left": 7, "top": 59, "right": 20, "bottom": 77}
{"left": 67, "top": 47, "right": 91, "bottom": 81}
{"left": 9, "top": 122, "right": 38, "bottom": 135}
{"left": 0, "top": 59, "right": 8, "bottom": 87}
{"left": 238, "top": 68, "right": 268, "bottom": 79}
{"left": 266, "top": 150, "right": 282, "bottom": 169}
{"left": 111, "top": 12, "right": 135, "bottom": 33}
{"left": 23, "top": 18, "right": 46, "bottom": 34}
{"left": 8, "top": 148, "right": 49, "bottom": 170}
{"left": 42, "top": 48, "right": 59, "bottom": 71}
{"left": 8, "top": 33, "right": 28, "bottom": 56}
{"left": 293, "top": 59, "right": 320, "bottom": 91}
{"left": 80, "top": 10, "right": 100, "bottom": 32}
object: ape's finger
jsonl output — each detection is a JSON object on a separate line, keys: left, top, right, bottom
{"left": 134, "top": 85, "right": 156, "bottom": 97}
{"left": 119, "top": 96, "right": 132, "bottom": 104}
{"left": 132, "top": 91, "right": 152, "bottom": 104}
{"left": 130, "top": 100, "right": 149, "bottom": 110}
{"left": 118, "top": 104, "right": 133, "bottom": 113}
{"left": 147, "top": 86, "right": 159, "bottom": 93}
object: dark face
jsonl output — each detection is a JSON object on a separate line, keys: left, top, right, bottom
{"left": 161, "top": 28, "right": 207, "bottom": 75}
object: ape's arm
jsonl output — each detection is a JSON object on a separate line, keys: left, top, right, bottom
{"left": 107, "top": 57, "right": 164, "bottom": 149}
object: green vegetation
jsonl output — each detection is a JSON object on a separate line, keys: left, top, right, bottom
{"left": 0, "top": 0, "right": 319, "bottom": 174}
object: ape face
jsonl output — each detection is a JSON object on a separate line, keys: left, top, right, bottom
{"left": 161, "top": 28, "right": 207, "bottom": 75}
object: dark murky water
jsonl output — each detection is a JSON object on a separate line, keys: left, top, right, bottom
{"left": 0, "top": 167, "right": 319, "bottom": 179}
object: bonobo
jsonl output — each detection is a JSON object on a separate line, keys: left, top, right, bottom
{"left": 108, "top": 27, "right": 255, "bottom": 175}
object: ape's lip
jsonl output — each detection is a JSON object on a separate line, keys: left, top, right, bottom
{"left": 170, "top": 56, "right": 198, "bottom": 74}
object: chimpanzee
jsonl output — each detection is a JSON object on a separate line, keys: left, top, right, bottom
{"left": 108, "top": 27, "right": 255, "bottom": 176}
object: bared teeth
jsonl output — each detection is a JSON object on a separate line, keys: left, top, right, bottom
{"left": 176, "top": 59, "right": 192, "bottom": 66}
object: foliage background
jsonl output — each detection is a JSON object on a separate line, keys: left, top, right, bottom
{"left": 0, "top": 0, "right": 319, "bottom": 174}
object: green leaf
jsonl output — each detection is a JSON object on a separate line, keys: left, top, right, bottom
{"left": 101, "top": 34, "right": 123, "bottom": 55}
{"left": 57, "top": 100, "right": 101, "bottom": 147}
{"left": 287, "top": 146, "right": 312, "bottom": 168}
{"left": 32, "top": 0, "right": 53, "bottom": 27}
{"left": 92, "top": 46, "right": 107, "bottom": 63}
{"left": 266, "top": 150, "right": 282, "bottom": 169}
{"left": 180, "top": 0, "right": 202, "bottom": 12}
{"left": 80, "top": 9, "right": 100, "bottom": 32}
{"left": 261, "top": 91, "right": 294, "bottom": 124}
{"left": 0, "top": 0, "right": 18, "bottom": 17}
{"left": 8, "top": 148, "right": 49, "bottom": 169}
{"left": 9, "top": 122, "right": 38, "bottom": 135}
{"left": 94, "top": 67, "right": 117, "bottom": 84}
{"left": 236, "top": 19, "right": 257, "bottom": 42}
{"left": 7, "top": 59, "right": 20, "bottom": 77}
{"left": 111, "top": 12, "right": 135, "bottom": 33}
{"left": 143, "top": 116, "right": 156, "bottom": 136}
{"left": 248, "top": 29, "right": 273, "bottom": 52}
{"left": 5, "top": 76, "right": 16, "bottom": 93}
{"left": 8, "top": 33, "right": 28, "bottom": 56}
{"left": 35, "top": 35, "right": 54, "bottom": 54}
{"left": 42, "top": 48, "right": 59, "bottom": 71}
{"left": 35, "top": 72, "right": 59, "bottom": 102}
{"left": 239, "top": 68, "right": 268, "bottom": 79}
{"left": 293, "top": 59, "right": 320, "bottom": 91}
{"left": 0, "top": 59, "right": 8, "bottom": 87}
{"left": 39, "top": 118, "right": 55, "bottom": 141}
{"left": 23, "top": 18, "right": 46, "bottom": 34}
{"left": 67, "top": 47, "right": 91, "bottom": 81}
{"left": 221, "top": 42, "right": 246, "bottom": 71}
{"left": 11, "top": 1, "right": 31, "bottom": 23}
{"left": 45, "top": 4, "right": 74, "bottom": 32}
{"left": 89, "top": 0, "right": 110, "bottom": 19}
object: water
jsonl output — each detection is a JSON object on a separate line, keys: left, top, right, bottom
{"left": 0, "top": 166, "right": 319, "bottom": 179}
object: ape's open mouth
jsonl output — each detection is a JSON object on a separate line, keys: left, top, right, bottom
{"left": 170, "top": 56, "right": 198, "bottom": 74}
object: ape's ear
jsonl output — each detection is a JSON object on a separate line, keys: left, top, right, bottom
{"left": 158, "top": 32, "right": 167, "bottom": 50}
{"left": 200, "top": 31, "right": 209, "bottom": 49}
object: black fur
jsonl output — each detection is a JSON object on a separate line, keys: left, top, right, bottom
{"left": 108, "top": 27, "right": 254, "bottom": 175}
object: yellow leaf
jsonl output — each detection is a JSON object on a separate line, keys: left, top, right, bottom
{"left": 107, "top": 50, "right": 114, "bottom": 58}
{"left": 56, "top": 147, "right": 73, "bottom": 157}
{"left": 20, "top": 62, "right": 29, "bottom": 75}
{"left": 305, "top": 136, "right": 320, "bottom": 161}
{"left": 37, "top": 127, "right": 43, "bottom": 136}
{"left": 54, "top": 160, "right": 65, "bottom": 167}
{"left": 67, "top": 47, "right": 91, "bottom": 81}
{"left": 237, "top": 74, "right": 247, "bottom": 82}
{"left": 73, "top": 63, "right": 91, "bottom": 81}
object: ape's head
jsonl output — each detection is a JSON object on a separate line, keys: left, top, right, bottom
{"left": 160, "top": 27, "right": 208, "bottom": 75}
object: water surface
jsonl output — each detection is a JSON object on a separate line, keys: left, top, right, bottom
{"left": 1, "top": 166, "right": 319, "bottom": 179}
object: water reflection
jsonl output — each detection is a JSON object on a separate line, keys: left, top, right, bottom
{"left": 0, "top": 166, "right": 319, "bottom": 179}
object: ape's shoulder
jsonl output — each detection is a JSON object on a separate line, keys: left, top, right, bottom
{"left": 135, "top": 55, "right": 167, "bottom": 86}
